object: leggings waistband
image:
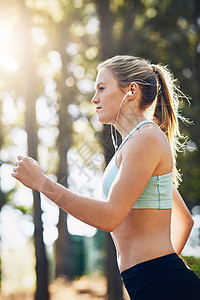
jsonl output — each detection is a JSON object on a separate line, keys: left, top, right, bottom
{"left": 121, "top": 253, "right": 187, "bottom": 279}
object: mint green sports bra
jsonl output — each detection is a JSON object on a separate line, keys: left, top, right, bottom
{"left": 102, "top": 120, "right": 173, "bottom": 209}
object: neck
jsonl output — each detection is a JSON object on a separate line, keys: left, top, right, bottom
{"left": 114, "top": 110, "right": 146, "bottom": 139}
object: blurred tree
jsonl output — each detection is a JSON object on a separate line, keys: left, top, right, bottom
{"left": 17, "top": 1, "right": 49, "bottom": 299}
{"left": 54, "top": 20, "right": 74, "bottom": 279}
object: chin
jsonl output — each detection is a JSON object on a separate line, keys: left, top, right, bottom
{"left": 97, "top": 115, "right": 113, "bottom": 125}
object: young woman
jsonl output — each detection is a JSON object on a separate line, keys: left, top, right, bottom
{"left": 12, "top": 55, "right": 200, "bottom": 299}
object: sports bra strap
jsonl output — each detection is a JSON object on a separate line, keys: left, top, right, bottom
{"left": 115, "top": 120, "right": 158, "bottom": 164}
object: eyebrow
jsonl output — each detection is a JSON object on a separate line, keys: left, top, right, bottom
{"left": 95, "top": 82, "right": 107, "bottom": 88}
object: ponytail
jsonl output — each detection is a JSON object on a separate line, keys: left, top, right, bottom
{"left": 152, "top": 64, "right": 178, "bottom": 143}
{"left": 151, "top": 64, "right": 189, "bottom": 186}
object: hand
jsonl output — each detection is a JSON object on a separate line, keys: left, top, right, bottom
{"left": 11, "top": 156, "right": 46, "bottom": 191}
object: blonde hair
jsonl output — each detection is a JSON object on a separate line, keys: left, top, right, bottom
{"left": 98, "top": 55, "right": 189, "bottom": 186}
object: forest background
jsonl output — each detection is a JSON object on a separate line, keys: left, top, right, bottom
{"left": 0, "top": 0, "right": 199, "bottom": 299}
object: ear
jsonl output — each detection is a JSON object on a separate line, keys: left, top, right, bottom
{"left": 130, "top": 82, "right": 139, "bottom": 95}
{"left": 127, "top": 82, "right": 139, "bottom": 100}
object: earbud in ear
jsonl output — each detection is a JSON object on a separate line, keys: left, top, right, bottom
{"left": 127, "top": 91, "right": 132, "bottom": 96}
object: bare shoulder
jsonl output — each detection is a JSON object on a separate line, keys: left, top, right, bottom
{"left": 123, "top": 123, "right": 168, "bottom": 156}
{"left": 118, "top": 123, "right": 172, "bottom": 175}
{"left": 137, "top": 122, "right": 169, "bottom": 143}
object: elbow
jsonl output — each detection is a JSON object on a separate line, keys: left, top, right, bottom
{"left": 98, "top": 224, "right": 114, "bottom": 233}
{"left": 184, "top": 214, "right": 194, "bottom": 237}
{"left": 103, "top": 227, "right": 114, "bottom": 233}
{"left": 188, "top": 216, "right": 194, "bottom": 231}
{"left": 101, "top": 214, "right": 122, "bottom": 233}
{"left": 187, "top": 212, "right": 194, "bottom": 227}
{"left": 102, "top": 221, "right": 119, "bottom": 233}
{"left": 100, "top": 203, "right": 126, "bottom": 232}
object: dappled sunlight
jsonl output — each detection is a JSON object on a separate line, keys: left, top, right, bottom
{"left": 0, "top": 0, "right": 199, "bottom": 298}
{"left": 0, "top": 206, "right": 33, "bottom": 250}
{"left": 25, "top": 0, "right": 66, "bottom": 23}
{"left": 68, "top": 215, "right": 97, "bottom": 237}
{"left": 2, "top": 97, "right": 22, "bottom": 125}
{"left": 0, "top": 20, "right": 20, "bottom": 68}
{"left": 31, "top": 27, "right": 48, "bottom": 45}
{"left": 1, "top": 243, "right": 35, "bottom": 296}
{"left": 0, "top": 53, "right": 19, "bottom": 72}
{"left": 1, "top": 164, "right": 17, "bottom": 193}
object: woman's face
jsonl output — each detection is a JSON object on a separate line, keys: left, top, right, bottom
{"left": 92, "top": 67, "right": 126, "bottom": 124}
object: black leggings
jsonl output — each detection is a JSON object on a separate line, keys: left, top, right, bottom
{"left": 121, "top": 253, "right": 200, "bottom": 300}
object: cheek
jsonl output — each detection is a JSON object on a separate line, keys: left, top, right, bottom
{"left": 108, "top": 94, "right": 123, "bottom": 114}
{"left": 97, "top": 104, "right": 116, "bottom": 124}
{"left": 104, "top": 91, "right": 119, "bottom": 108}
{"left": 99, "top": 90, "right": 123, "bottom": 123}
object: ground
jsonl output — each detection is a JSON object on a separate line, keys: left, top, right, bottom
{"left": 0, "top": 275, "right": 129, "bottom": 300}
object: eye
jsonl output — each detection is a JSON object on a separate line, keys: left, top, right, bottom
{"left": 99, "top": 86, "right": 105, "bottom": 92}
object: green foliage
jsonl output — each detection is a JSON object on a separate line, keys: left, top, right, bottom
{"left": 182, "top": 256, "right": 200, "bottom": 278}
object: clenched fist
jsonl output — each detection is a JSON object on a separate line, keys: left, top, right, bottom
{"left": 11, "top": 156, "right": 46, "bottom": 191}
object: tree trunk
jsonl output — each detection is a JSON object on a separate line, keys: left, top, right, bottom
{"left": 33, "top": 191, "right": 49, "bottom": 300}
{"left": 117, "top": 0, "right": 141, "bottom": 54}
{"left": 55, "top": 210, "right": 73, "bottom": 279}
{"left": 55, "top": 21, "right": 74, "bottom": 279}
{"left": 96, "top": 0, "right": 114, "bottom": 58}
{"left": 17, "top": 1, "right": 49, "bottom": 298}
{"left": 24, "top": 51, "right": 50, "bottom": 300}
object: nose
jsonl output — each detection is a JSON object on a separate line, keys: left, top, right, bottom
{"left": 91, "top": 92, "right": 99, "bottom": 104}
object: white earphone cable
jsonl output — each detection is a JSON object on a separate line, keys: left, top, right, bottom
{"left": 111, "top": 91, "right": 132, "bottom": 151}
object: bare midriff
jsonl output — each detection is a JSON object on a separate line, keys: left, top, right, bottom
{"left": 111, "top": 208, "right": 175, "bottom": 273}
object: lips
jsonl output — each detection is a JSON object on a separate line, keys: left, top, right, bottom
{"left": 96, "top": 106, "right": 102, "bottom": 112}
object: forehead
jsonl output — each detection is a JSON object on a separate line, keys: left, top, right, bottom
{"left": 95, "top": 67, "right": 117, "bottom": 86}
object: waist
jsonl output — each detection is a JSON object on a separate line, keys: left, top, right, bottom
{"left": 112, "top": 209, "right": 173, "bottom": 272}
{"left": 121, "top": 252, "right": 184, "bottom": 278}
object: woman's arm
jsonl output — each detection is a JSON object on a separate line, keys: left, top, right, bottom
{"left": 171, "top": 185, "right": 194, "bottom": 255}
{"left": 11, "top": 157, "right": 119, "bottom": 232}
{"left": 11, "top": 131, "right": 160, "bottom": 232}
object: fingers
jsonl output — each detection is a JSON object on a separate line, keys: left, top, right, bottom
{"left": 11, "top": 167, "right": 18, "bottom": 178}
{"left": 11, "top": 156, "right": 26, "bottom": 178}
{"left": 17, "top": 155, "right": 24, "bottom": 161}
